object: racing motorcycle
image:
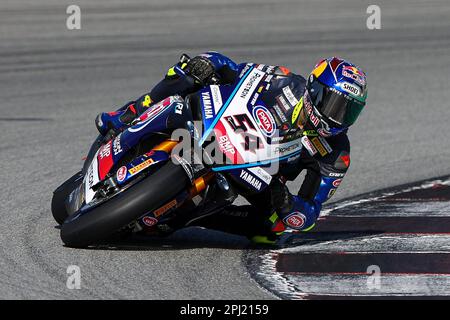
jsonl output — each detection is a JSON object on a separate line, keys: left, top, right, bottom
{"left": 52, "top": 57, "right": 303, "bottom": 247}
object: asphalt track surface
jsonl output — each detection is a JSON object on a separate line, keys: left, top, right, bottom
{"left": 1, "top": 0, "right": 450, "bottom": 299}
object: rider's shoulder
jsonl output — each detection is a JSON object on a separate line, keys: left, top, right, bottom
{"left": 266, "top": 69, "right": 306, "bottom": 98}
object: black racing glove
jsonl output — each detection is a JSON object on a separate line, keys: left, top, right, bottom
{"left": 185, "top": 56, "right": 218, "bottom": 85}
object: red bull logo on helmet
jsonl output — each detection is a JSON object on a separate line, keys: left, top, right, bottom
{"left": 342, "top": 65, "right": 366, "bottom": 86}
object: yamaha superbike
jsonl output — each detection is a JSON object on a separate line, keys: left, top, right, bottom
{"left": 52, "top": 61, "right": 303, "bottom": 247}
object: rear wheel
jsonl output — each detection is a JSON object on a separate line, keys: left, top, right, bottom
{"left": 60, "top": 162, "right": 189, "bottom": 248}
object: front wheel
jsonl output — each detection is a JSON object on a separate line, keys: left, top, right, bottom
{"left": 51, "top": 171, "right": 83, "bottom": 225}
{"left": 60, "top": 162, "right": 189, "bottom": 248}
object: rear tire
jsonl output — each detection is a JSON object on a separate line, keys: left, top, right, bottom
{"left": 51, "top": 171, "right": 83, "bottom": 225}
{"left": 60, "top": 162, "right": 189, "bottom": 248}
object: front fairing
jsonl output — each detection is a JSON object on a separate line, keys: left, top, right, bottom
{"left": 197, "top": 65, "right": 303, "bottom": 172}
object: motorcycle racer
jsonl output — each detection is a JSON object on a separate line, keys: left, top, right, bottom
{"left": 95, "top": 52, "right": 367, "bottom": 245}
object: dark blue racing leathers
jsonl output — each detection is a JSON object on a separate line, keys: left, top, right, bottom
{"left": 96, "top": 52, "right": 350, "bottom": 240}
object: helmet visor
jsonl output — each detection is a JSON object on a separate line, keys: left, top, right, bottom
{"left": 307, "top": 79, "right": 364, "bottom": 128}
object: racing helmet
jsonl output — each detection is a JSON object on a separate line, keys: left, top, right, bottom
{"left": 300, "top": 57, "right": 367, "bottom": 137}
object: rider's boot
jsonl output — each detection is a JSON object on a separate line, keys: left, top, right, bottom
{"left": 249, "top": 211, "right": 285, "bottom": 246}
{"left": 95, "top": 103, "right": 138, "bottom": 137}
{"left": 249, "top": 211, "right": 310, "bottom": 247}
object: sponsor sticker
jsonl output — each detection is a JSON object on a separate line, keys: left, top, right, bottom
{"left": 301, "top": 136, "right": 317, "bottom": 156}
{"left": 174, "top": 102, "right": 183, "bottom": 115}
{"left": 342, "top": 65, "right": 366, "bottom": 86}
{"left": 128, "top": 158, "right": 154, "bottom": 175}
{"left": 84, "top": 155, "right": 100, "bottom": 204}
{"left": 341, "top": 82, "right": 361, "bottom": 97}
{"left": 302, "top": 129, "right": 318, "bottom": 137}
{"left": 238, "top": 64, "right": 251, "bottom": 78}
{"left": 318, "top": 136, "right": 333, "bottom": 153}
{"left": 272, "top": 103, "right": 288, "bottom": 123}
{"left": 142, "top": 95, "right": 152, "bottom": 108}
{"left": 270, "top": 109, "right": 282, "bottom": 126}
{"left": 240, "top": 71, "right": 263, "bottom": 99}
{"left": 291, "top": 97, "right": 303, "bottom": 124}
{"left": 210, "top": 85, "right": 223, "bottom": 112}
{"left": 270, "top": 136, "right": 284, "bottom": 142}
{"left": 317, "top": 128, "right": 332, "bottom": 138}
{"left": 142, "top": 216, "right": 158, "bottom": 227}
{"left": 284, "top": 212, "right": 306, "bottom": 229}
{"left": 303, "top": 93, "right": 320, "bottom": 127}
{"left": 248, "top": 167, "right": 272, "bottom": 185}
{"left": 311, "top": 137, "right": 328, "bottom": 156}
{"left": 202, "top": 92, "right": 214, "bottom": 119}
{"left": 287, "top": 153, "right": 301, "bottom": 163}
{"left": 264, "top": 75, "right": 273, "bottom": 83}
{"left": 250, "top": 93, "right": 259, "bottom": 106}
{"left": 274, "top": 142, "right": 300, "bottom": 155}
{"left": 87, "top": 165, "right": 94, "bottom": 188}
{"left": 252, "top": 105, "right": 276, "bottom": 137}
{"left": 116, "top": 166, "right": 127, "bottom": 182}
{"left": 99, "top": 141, "right": 111, "bottom": 159}
{"left": 329, "top": 172, "right": 345, "bottom": 178}
{"left": 332, "top": 179, "right": 342, "bottom": 187}
{"left": 113, "top": 136, "right": 122, "bottom": 156}
{"left": 129, "top": 98, "right": 172, "bottom": 132}
{"left": 154, "top": 199, "right": 177, "bottom": 217}
{"left": 327, "top": 188, "right": 337, "bottom": 199}
{"left": 239, "top": 170, "right": 262, "bottom": 190}
{"left": 282, "top": 86, "right": 299, "bottom": 106}
{"left": 97, "top": 141, "right": 114, "bottom": 179}
{"left": 266, "top": 65, "right": 275, "bottom": 74}
{"left": 218, "top": 134, "right": 236, "bottom": 155}
{"left": 157, "top": 224, "right": 172, "bottom": 233}
{"left": 276, "top": 95, "right": 291, "bottom": 112}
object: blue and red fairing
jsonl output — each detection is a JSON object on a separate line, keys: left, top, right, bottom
{"left": 88, "top": 96, "right": 191, "bottom": 194}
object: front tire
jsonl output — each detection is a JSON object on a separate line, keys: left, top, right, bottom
{"left": 51, "top": 171, "right": 83, "bottom": 225}
{"left": 60, "top": 162, "right": 189, "bottom": 248}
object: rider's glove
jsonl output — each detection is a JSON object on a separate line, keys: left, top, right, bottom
{"left": 185, "top": 56, "right": 218, "bottom": 85}
{"left": 270, "top": 178, "right": 320, "bottom": 232}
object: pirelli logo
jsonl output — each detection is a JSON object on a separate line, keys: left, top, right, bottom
{"left": 128, "top": 158, "right": 154, "bottom": 175}
{"left": 154, "top": 199, "right": 178, "bottom": 217}
{"left": 311, "top": 137, "right": 328, "bottom": 156}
